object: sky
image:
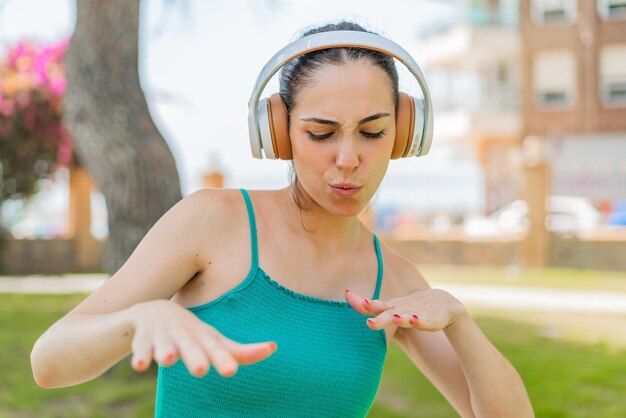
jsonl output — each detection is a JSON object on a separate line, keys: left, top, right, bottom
{"left": 1, "top": 0, "right": 483, "bottom": 215}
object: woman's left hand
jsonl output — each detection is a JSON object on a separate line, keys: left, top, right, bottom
{"left": 344, "top": 288, "right": 467, "bottom": 332}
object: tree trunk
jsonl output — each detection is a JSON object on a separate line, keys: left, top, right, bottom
{"left": 63, "top": 0, "right": 182, "bottom": 274}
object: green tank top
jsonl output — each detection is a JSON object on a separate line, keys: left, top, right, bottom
{"left": 154, "top": 189, "right": 387, "bottom": 417}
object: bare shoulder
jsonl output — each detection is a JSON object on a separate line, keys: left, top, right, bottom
{"left": 377, "top": 237, "right": 431, "bottom": 300}
{"left": 68, "top": 188, "right": 247, "bottom": 316}
{"left": 180, "top": 188, "right": 244, "bottom": 225}
{"left": 140, "top": 188, "right": 244, "bottom": 258}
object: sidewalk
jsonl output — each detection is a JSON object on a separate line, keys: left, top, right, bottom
{"left": 1, "top": 274, "right": 626, "bottom": 315}
{"left": 0, "top": 274, "right": 107, "bottom": 294}
{"left": 434, "top": 282, "right": 626, "bottom": 315}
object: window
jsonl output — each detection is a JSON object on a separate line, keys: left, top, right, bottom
{"left": 531, "top": 0, "right": 577, "bottom": 24}
{"left": 597, "top": 0, "right": 626, "bottom": 20}
{"left": 600, "top": 44, "right": 626, "bottom": 106}
{"left": 532, "top": 50, "right": 577, "bottom": 109}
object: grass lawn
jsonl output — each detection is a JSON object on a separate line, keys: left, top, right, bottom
{"left": 1, "top": 292, "right": 625, "bottom": 417}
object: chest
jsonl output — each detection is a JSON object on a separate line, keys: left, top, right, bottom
{"left": 159, "top": 275, "right": 388, "bottom": 417}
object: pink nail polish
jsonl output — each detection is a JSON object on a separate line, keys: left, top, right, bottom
{"left": 364, "top": 298, "right": 371, "bottom": 304}
{"left": 393, "top": 314, "right": 401, "bottom": 319}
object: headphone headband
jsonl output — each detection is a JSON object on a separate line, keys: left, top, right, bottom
{"left": 248, "top": 30, "right": 434, "bottom": 159}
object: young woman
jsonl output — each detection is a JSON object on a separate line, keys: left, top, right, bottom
{"left": 31, "top": 21, "right": 534, "bottom": 417}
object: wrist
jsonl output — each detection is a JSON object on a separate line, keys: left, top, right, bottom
{"left": 125, "top": 302, "right": 147, "bottom": 335}
{"left": 443, "top": 294, "right": 469, "bottom": 331}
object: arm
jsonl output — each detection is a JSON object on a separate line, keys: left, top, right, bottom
{"left": 31, "top": 189, "right": 275, "bottom": 388}
{"left": 31, "top": 305, "right": 135, "bottom": 388}
{"left": 392, "top": 292, "right": 533, "bottom": 418}
{"left": 443, "top": 311, "right": 533, "bottom": 418}
{"left": 345, "top": 252, "right": 533, "bottom": 418}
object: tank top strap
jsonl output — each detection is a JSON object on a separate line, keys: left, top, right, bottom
{"left": 239, "top": 189, "right": 259, "bottom": 269}
{"left": 372, "top": 234, "right": 384, "bottom": 300}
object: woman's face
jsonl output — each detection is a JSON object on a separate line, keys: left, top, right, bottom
{"left": 289, "top": 59, "right": 396, "bottom": 217}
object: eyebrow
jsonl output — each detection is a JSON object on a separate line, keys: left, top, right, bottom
{"left": 300, "top": 112, "right": 391, "bottom": 127}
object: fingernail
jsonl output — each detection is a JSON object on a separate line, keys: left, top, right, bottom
{"left": 195, "top": 365, "right": 206, "bottom": 375}
{"left": 166, "top": 353, "right": 175, "bottom": 362}
{"left": 345, "top": 289, "right": 350, "bottom": 293}
{"left": 412, "top": 314, "right": 418, "bottom": 320}
{"left": 364, "top": 298, "right": 371, "bottom": 304}
{"left": 393, "top": 314, "right": 401, "bottom": 319}
{"left": 223, "top": 363, "right": 238, "bottom": 375}
{"left": 269, "top": 342, "right": 277, "bottom": 351}
{"left": 367, "top": 318, "right": 375, "bottom": 324}
{"left": 136, "top": 359, "right": 145, "bottom": 369}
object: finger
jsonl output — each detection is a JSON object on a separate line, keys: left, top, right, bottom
{"left": 362, "top": 297, "right": 395, "bottom": 314}
{"left": 197, "top": 334, "right": 240, "bottom": 378}
{"left": 175, "top": 333, "right": 211, "bottom": 378}
{"left": 405, "top": 313, "right": 438, "bottom": 332}
{"left": 344, "top": 289, "right": 373, "bottom": 314}
{"left": 344, "top": 289, "right": 394, "bottom": 315}
{"left": 366, "top": 309, "right": 398, "bottom": 330}
{"left": 130, "top": 330, "right": 154, "bottom": 372}
{"left": 218, "top": 336, "right": 278, "bottom": 366}
{"left": 411, "top": 314, "right": 438, "bottom": 332}
{"left": 393, "top": 312, "right": 419, "bottom": 329}
{"left": 152, "top": 333, "right": 179, "bottom": 367}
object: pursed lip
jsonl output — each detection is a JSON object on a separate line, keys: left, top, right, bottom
{"left": 330, "top": 183, "right": 362, "bottom": 190}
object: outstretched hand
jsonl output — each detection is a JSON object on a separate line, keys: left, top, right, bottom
{"left": 129, "top": 300, "right": 277, "bottom": 378}
{"left": 344, "top": 288, "right": 466, "bottom": 333}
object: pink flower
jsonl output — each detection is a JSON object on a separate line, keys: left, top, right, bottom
{"left": 2, "top": 36, "right": 73, "bottom": 171}
{"left": 48, "top": 76, "right": 67, "bottom": 96}
{"left": 1, "top": 99, "right": 15, "bottom": 117}
{"left": 15, "top": 91, "right": 31, "bottom": 109}
{"left": 7, "top": 41, "right": 30, "bottom": 67}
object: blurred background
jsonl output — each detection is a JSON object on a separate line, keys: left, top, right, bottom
{"left": 1, "top": 0, "right": 625, "bottom": 417}
{"left": 2, "top": 0, "right": 626, "bottom": 272}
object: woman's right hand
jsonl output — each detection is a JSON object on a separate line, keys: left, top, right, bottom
{"left": 128, "top": 300, "right": 277, "bottom": 378}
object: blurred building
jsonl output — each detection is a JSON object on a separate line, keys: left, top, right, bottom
{"left": 413, "top": 0, "right": 523, "bottom": 214}
{"left": 520, "top": 0, "right": 626, "bottom": 205}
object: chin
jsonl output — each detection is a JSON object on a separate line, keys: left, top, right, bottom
{"left": 326, "top": 197, "right": 368, "bottom": 218}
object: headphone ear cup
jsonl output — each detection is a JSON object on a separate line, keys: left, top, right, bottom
{"left": 410, "top": 97, "right": 427, "bottom": 157}
{"left": 267, "top": 93, "right": 292, "bottom": 160}
{"left": 392, "top": 92, "right": 415, "bottom": 159}
{"left": 258, "top": 97, "right": 276, "bottom": 159}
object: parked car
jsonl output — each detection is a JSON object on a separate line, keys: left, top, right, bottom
{"left": 608, "top": 200, "right": 626, "bottom": 226}
{"left": 463, "top": 196, "right": 602, "bottom": 237}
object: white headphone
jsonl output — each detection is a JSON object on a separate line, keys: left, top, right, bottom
{"left": 247, "top": 30, "right": 434, "bottom": 160}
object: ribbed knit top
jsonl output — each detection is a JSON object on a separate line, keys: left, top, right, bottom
{"left": 154, "top": 189, "right": 388, "bottom": 417}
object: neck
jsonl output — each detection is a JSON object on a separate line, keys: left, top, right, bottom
{"left": 276, "top": 186, "right": 365, "bottom": 255}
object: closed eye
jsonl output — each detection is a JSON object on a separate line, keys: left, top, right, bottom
{"left": 361, "top": 130, "right": 385, "bottom": 139}
{"left": 306, "top": 130, "right": 386, "bottom": 141}
{"left": 306, "top": 131, "right": 333, "bottom": 141}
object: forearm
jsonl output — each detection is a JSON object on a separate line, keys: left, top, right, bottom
{"left": 30, "top": 308, "right": 135, "bottom": 389}
{"left": 444, "top": 314, "right": 534, "bottom": 418}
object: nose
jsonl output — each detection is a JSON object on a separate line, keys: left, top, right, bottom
{"left": 335, "top": 136, "right": 360, "bottom": 171}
